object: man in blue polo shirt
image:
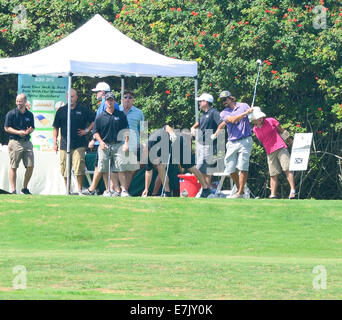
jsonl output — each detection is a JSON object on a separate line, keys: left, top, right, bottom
{"left": 120, "top": 90, "right": 144, "bottom": 192}
{"left": 218, "top": 90, "right": 254, "bottom": 198}
{"left": 4, "top": 93, "right": 35, "bottom": 194}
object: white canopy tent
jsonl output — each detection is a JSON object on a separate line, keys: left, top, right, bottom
{"left": 0, "top": 14, "right": 199, "bottom": 194}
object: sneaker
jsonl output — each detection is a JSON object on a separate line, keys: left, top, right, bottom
{"left": 102, "top": 190, "right": 112, "bottom": 197}
{"left": 162, "top": 191, "right": 172, "bottom": 197}
{"left": 111, "top": 190, "right": 121, "bottom": 197}
{"left": 21, "top": 188, "right": 31, "bottom": 195}
{"left": 12, "top": 190, "right": 17, "bottom": 194}
{"left": 289, "top": 192, "right": 296, "bottom": 199}
{"left": 120, "top": 190, "right": 130, "bottom": 197}
{"left": 200, "top": 188, "right": 211, "bottom": 198}
{"left": 230, "top": 193, "right": 243, "bottom": 199}
{"left": 81, "top": 188, "right": 96, "bottom": 196}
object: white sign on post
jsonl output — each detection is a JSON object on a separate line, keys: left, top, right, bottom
{"left": 289, "top": 133, "right": 313, "bottom": 171}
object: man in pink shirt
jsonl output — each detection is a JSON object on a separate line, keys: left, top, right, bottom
{"left": 251, "top": 107, "right": 296, "bottom": 199}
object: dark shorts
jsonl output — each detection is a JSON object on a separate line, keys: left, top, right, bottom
{"left": 145, "top": 136, "right": 195, "bottom": 171}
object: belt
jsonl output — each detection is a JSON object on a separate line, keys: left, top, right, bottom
{"left": 232, "top": 135, "right": 252, "bottom": 142}
{"left": 11, "top": 137, "right": 29, "bottom": 142}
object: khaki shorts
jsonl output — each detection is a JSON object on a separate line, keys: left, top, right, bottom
{"left": 8, "top": 139, "right": 34, "bottom": 169}
{"left": 267, "top": 148, "right": 290, "bottom": 176}
{"left": 60, "top": 147, "right": 86, "bottom": 177}
{"left": 97, "top": 143, "right": 126, "bottom": 173}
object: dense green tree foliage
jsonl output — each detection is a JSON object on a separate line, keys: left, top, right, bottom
{"left": 0, "top": 0, "right": 341, "bottom": 198}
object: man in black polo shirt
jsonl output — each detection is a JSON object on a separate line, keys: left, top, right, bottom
{"left": 191, "top": 93, "right": 223, "bottom": 188}
{"left": 82, "top": 92, "right": 130, "bottom": 196}
{"left": 4, "top": 93, "right": 35, "bottom": 194}
{"left": 52, "top": 88, "right": 95, "bottom": 194}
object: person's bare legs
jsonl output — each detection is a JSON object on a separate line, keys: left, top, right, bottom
{"left": 270, "top": 175, "right": 278, "bottom": 197}
{"left": 9, "top": 167, "right": 17, "bottom": 192}
{"left": 125, "top": 170, "right": 137, "bottom": 190}
{"left": 156, "top": 164, "right": 170, "bottom": 193}
{"left": 110, "top": 172, "right": 121, "bottom": 193}
{"left": 238, "top": 171, "right": 248, "bottom": 195}
{"left": 188, "top": 166, "right": 209, "bottom": 189}
{"left": 88, "top": 170, "right": 104, "bottom": 192}
{"left": 76, "top": 175, "right": 84, "bottom": 192}
{"left": 204, "top": 174, "right": 212, "bottom": 188}
{"left": 152, "top": 175, "right": 162, "bottom": 196}
{"left": 230, "top": 170, "right": 240, "bottom": 191}
{"left": 118, "top": 172, "right": 128, "bottom": 192}
{"left": 23, "top": 166, "right": 33, "bottom": 189}
{"left": 285, "top": 170, "right": 296, "bottom": 198}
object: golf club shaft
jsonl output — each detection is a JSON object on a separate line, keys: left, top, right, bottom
{"left": 251, "top": 63, "right": 262, "bottom": 108}
{"left": 108, "top": 146, "right": 111, "bottom": 193}
{"left": 161, "top": 151, "right": 171, "bottom": 196}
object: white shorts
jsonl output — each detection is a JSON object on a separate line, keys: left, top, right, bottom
{"left": 224, "top": 136, "right": 253, "bottom": 175}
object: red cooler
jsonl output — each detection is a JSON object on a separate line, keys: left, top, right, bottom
{"left": 177, "top": 174, "right": 201, "bottom": 197}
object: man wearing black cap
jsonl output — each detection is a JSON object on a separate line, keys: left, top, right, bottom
{"left": 88, "top": 81, "right": 121, "bottom": 197}
{"left": 82, "top": 92, "right": 130, "bottom": 196}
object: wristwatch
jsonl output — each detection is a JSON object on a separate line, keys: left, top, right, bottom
{"left": 85, "top": 128, "right": 89, "bottom": 133}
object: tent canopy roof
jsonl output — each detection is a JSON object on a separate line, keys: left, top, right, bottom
{"left": 0, "top": 14, "right": 197, "bottom": 78}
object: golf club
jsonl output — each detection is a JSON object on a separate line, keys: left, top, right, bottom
{"left": 107, "top": 145, "right": 112, "bottom": 195}
{"left": 247, "top": 59, "right": 263, "bottom": 199}
{"left": 160, "top": 151, "right": 171, "bottom": 197}
{"left": 248, "top": 59, "right": 263, "bottom": 123}
{"left": 251, "top": 59, "right": 263, "bottom": 108}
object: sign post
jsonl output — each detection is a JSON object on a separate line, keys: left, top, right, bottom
{"left": 289, "top": 133, "right": 313, "bottom": 199}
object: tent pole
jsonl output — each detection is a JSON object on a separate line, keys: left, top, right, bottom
{"left": 66, "top": 74, "right": 72, "bottom": 195}
{"left": 194, "top": 77, "right": 198, "bottom": 122}
{"left": 121, "top": 76, "right": 125, "bottom": 106}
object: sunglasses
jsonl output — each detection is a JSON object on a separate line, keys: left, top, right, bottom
{"left": 221, "top": 97, "right": 229, "bottom": 102}
{"left": 124, "top": 96, "right": 134, "bottom": 99}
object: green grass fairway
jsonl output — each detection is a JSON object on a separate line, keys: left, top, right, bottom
{"left": 0, "top": 196, "right": 342, "bottom": 299}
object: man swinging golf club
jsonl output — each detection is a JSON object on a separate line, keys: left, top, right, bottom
{"left": 214, "top": 90, "right": 254, "bottom": 198}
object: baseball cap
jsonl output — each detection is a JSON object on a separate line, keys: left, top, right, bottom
{"left": 218, "top": 90, "right": 232, "bottom": 101}
{"left": 195, "top": 93, "right": 214, "bottom": 103}
{"left": 105, "top": 92, "right": 116, "bottom": 100}
{"left": 92, "top": 82, "right": 110, "bottom": 92}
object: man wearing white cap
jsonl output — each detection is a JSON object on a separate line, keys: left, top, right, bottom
{"left": 251, "top": 107, "right": 296, "bottom": 199}
{"left": 191, "top": 93, "right": 223, "bottom": 187}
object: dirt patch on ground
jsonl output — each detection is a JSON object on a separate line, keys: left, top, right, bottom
{"left": 96, "top": 288, "right": 126, "bottom": 294}
{"left": 0, "top": 287, "right": 13, "bottom": 292}
{"left": 2, "top": 200, "right": 25, "bottom": 204}
{"left": 105, "top": 238, "right": 135, "bottom": 241}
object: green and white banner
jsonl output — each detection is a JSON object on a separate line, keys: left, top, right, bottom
{"left": 18, "top": 74, "right": 68, "bottom": 151}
